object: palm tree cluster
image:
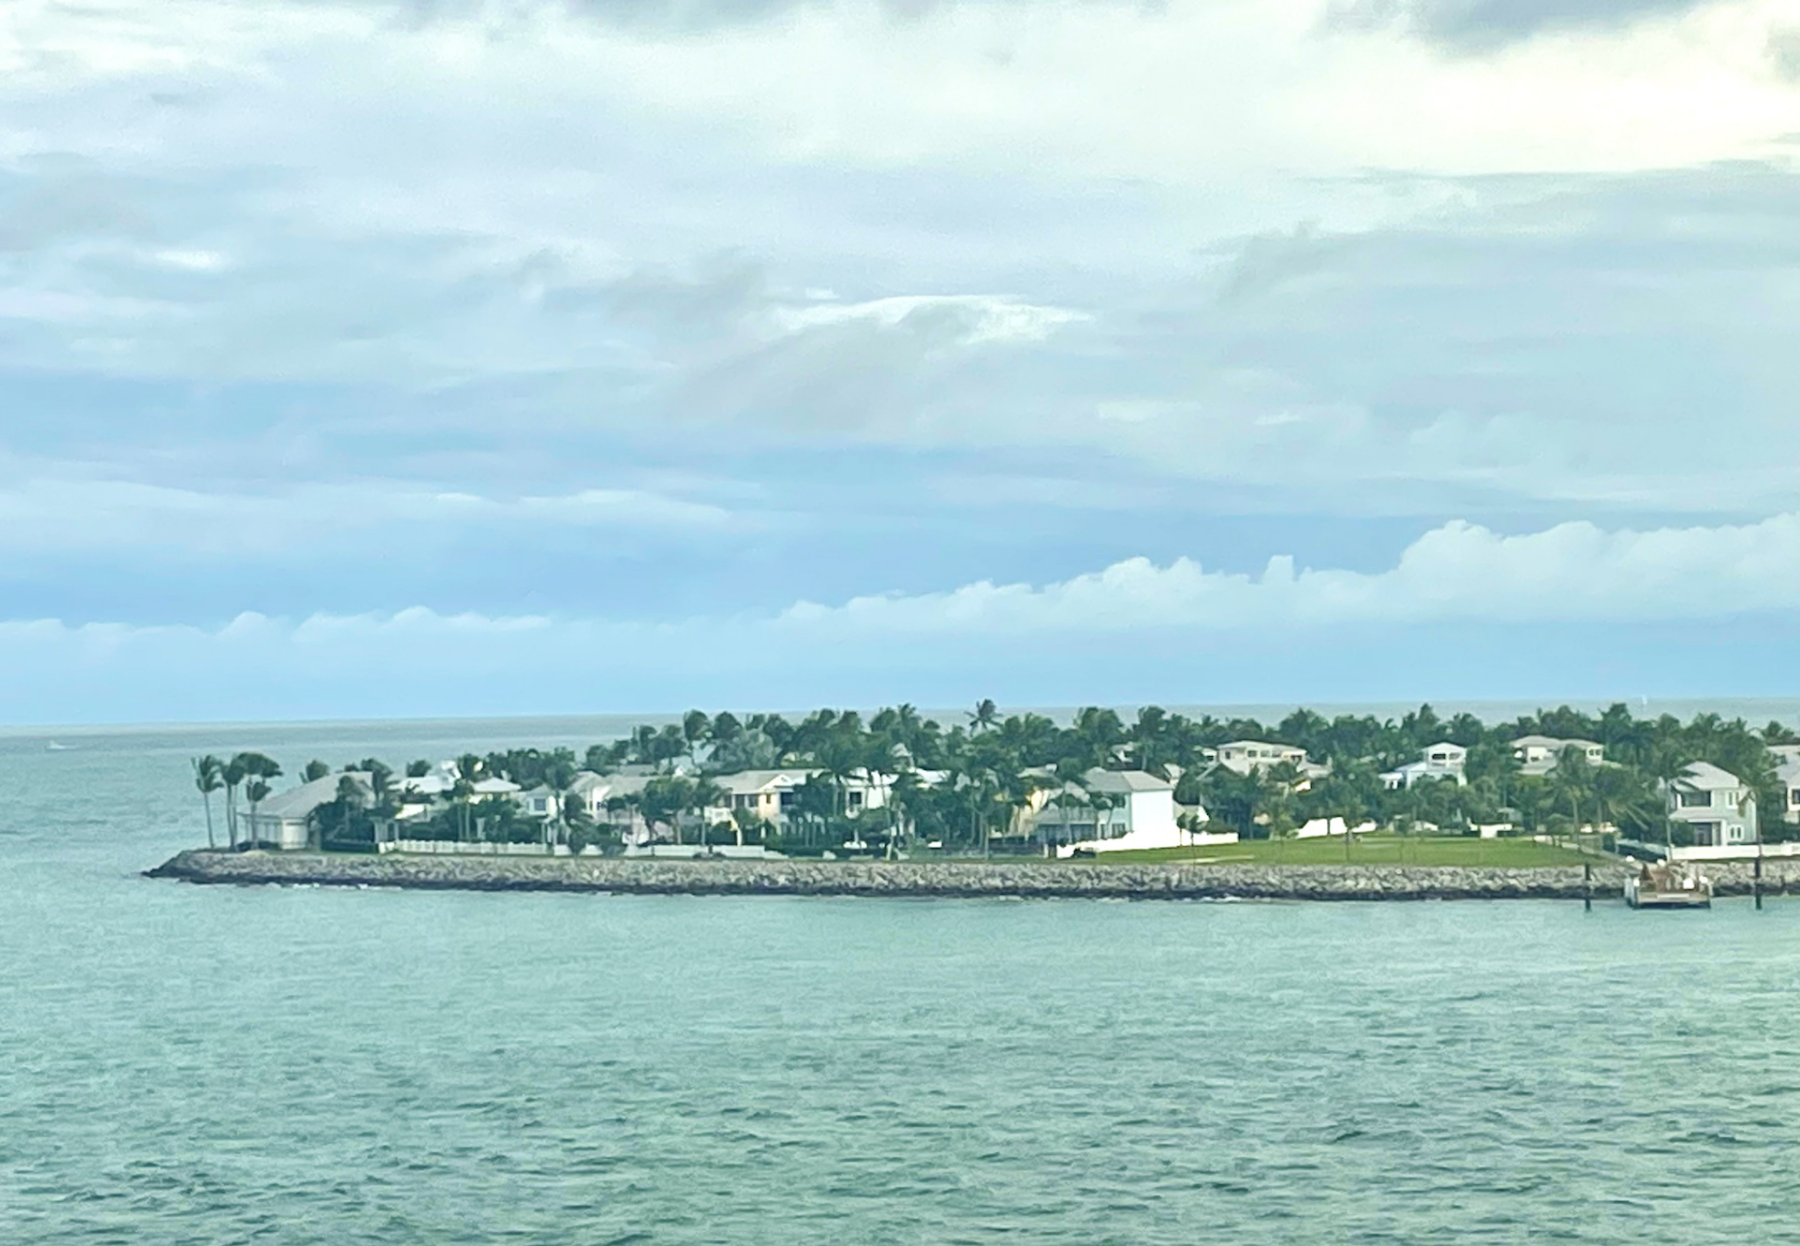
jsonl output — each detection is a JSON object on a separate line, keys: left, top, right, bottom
{"left": 191, "top": 701, "right": 1798, "bottom": 855}
{"left": 191, "top": 751, "right": 282, "bottom": 849}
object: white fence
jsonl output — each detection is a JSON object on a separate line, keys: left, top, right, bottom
{"left": 381, "top": 840, "right": 569, "bottom": 856}
{"left": 1671, "top": 842, "right": 1800, "bottom": 862}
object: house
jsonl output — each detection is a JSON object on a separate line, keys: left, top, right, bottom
{"left": 519, "top": 771, "right": 631, "bottom": 821}
{"left": 1771, "top": 745, "right": 1800, "bottom": 826}
{"left": 1380, "top": 742, "right": 1469, "bottom": 790}
{"left": 1206, "top": 740, "right": 1308, "bottom": 774}
{"left": 1029, "top": 768, "right": 1228, "bottom": 855}
{"left": 1512, "top": 735, "right": 1605, "bottom": 777}
{"left": 697, "top": 768, "right": 899, "bottom": 829}
{"left": 242, "top": 771, "right": 373, "bottom": 850}
{"left": 1201, "top": 741, "right": 1331, "bottom": 788}
{"left": 1663, "top": 762, "right": 1759, "bottom": 847}
{"left": 703, "top": 769, "right": 820, "bottom": 827}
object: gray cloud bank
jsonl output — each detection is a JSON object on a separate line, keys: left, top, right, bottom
{"left": 1330, "top": 0, "right": 1722, "bottom": 49}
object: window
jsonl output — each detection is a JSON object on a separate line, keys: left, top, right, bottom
{"left": 1677, "top": 790, "right": 1711, "bottom": 808}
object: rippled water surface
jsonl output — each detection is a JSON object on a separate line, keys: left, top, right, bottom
{"left": 6, "top": 721, "right": 1800, "bottom": 1244}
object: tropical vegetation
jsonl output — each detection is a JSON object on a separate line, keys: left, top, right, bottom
{"left": 191, "top": 701, "right": 1795, "bottom": 857}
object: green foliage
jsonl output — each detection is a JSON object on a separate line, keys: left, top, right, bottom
{"left": 201, "top": 699, "right": 1800, "bottom": 857}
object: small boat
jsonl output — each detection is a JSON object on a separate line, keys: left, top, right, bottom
{"left": 45, "top": 740, "right": 72, "bottom": 752}
{"left": 1625, "top": 860, "right": 1712, "bottom": 910}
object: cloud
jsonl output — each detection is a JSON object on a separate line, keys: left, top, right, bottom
{"left": 1329, "top": 0, "right": 1722, "bottom": 51}
{"left": 0, "top": 475, "right": 737, "bottom": 558}
{"left": 781, "top": 512, "right": 1800, "bottom": 633}
{"left": 10, "top": 511, "right": 1800, "bottom": 720}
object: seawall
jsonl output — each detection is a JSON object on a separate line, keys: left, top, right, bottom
{"left": 143, "top": 849, "right": 1800, "bottom": 901}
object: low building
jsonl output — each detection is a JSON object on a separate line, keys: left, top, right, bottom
{"left": 242, "top": 771, "right": 373, "bottom": 850}
{"left": 1663, "top": 762, "right": 1759, "bottom": 848}
{"left": 1512, "top": 735, "right": 1605, "bottom": 777}
{"left": 1206, "top": 740, "right": 1308, "bottom": 775}
{"left": 1380, "top": 742, "right": 1469, "bottom": 790}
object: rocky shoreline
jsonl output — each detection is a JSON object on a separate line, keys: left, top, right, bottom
{"left": 144, "top": 849, "right": 1800, "bottom": 901}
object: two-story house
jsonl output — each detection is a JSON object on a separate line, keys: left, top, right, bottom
{"left": 1663, "top": 761, "right": 1759, "bottom": 847}
{"left": 1771, "top": 745, "right": 1800, "bottom": 827}
{"left": 1380, "top": 742, "right": 1469, "bottom": 790}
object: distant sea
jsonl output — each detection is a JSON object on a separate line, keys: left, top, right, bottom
{"left": 6, "top": 716, "right": 1800, "bottom": 1244}
{"left": 6, "top": 695, "right": 1800, "bottom": 745}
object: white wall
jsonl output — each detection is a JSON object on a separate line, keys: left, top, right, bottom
{"left": 1122, "top": 789, "right": 1177, "bottom": 837}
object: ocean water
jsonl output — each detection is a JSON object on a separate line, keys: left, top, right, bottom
{"left": 6, "top": 721, "right": 1800, "bottom": 1244}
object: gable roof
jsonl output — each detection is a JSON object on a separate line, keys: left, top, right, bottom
{"left": 1674, "top": 761, "right": 1743, "bottom": 791}
{"left": 1083, "top": 768, "right": 1174, "bottom": 793}
{"left": 711, "top": 769, "right": 818, "bottom": 795}
{"left": 254, "top": 771, "right": 372, "bottom": 821}
{"left": 1513, "top": 735, "right": 1600, "bottom": 750}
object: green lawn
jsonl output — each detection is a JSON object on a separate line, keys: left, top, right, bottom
{"left": 1076, "top": 834, "right": 1596, "bottom": 868}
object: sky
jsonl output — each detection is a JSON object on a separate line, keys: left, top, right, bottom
{"left": 3, "top": 0, "right": 1800, "bottom": 723}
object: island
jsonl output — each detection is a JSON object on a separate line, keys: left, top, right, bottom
{"left": 153, "top": 700, "right": 1800, "bottom": 901}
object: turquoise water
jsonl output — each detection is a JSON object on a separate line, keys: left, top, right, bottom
{"left": 6, "top": 722, "right": 1800, "bottom": 1244}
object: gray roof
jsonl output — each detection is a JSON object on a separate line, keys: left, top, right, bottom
{"left": 1512, "top": 735, "right": 1601, "bottom": 750}
{"left": 711, "top": 769, "right": 817, "bottom": 794}
{"left": 1674, "top": 761, "right": 1744, "bottom": 791}
{"left": 255, "top": 771, "right": 371, "bottom": 821}
{"left": 1083, "top": 768, "right": 1174, "bottom": 793}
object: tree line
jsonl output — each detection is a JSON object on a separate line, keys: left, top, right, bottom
{"left": 192, "top": 701, "right": 1797, "bottom": 854}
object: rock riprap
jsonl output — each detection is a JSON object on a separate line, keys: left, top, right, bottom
{"left": 143, "top": 850, "right": 1800, "bottom": 900}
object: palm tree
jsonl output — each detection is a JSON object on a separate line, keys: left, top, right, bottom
{"left": 1049, "top": 789, "right": 1090, "bottom": 855}
{"left": 191, "top": 756, "right": 223, "bottom": 849}
{"left": 689, "top": 778, "right": 727, "bottom": 846}
{"left": 244, "top": 778, "right": 272, "bottom": 846}
{"left": 222, "top": 754, "right": 249, "bottom": 848}
{"left": 1550, "top": 748, "right": 1596, "bottom": 844}
{"left": 682, "top": 709, "right": 712, "bottom": 772}
{"left": 968, "top": 699, "right": 1000, "bottom": 734}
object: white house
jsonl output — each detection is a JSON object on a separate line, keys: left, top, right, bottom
{"left": 1663, "top": 761, "right": 1759, "bottom": 847}
{"left": 1512, "top": 735, "right": 1605, "bottom": 777}
{"left": 696, "top": 768, "right": 898, "bottom": 829}
{"left": 242, "top": 771, "right": 373, "bottom": 850}
{"left": 1771, "top": 745, "right": 1800, "bottom": 826}
{"left": 1206, "top": 740, "right": 1308, "bottom": 774}
{"left": 1027, "top": 768, "right": 1231, "bottom": 855}
{"left": 1380, "top": 741, "right": 1469, "bottom": 790}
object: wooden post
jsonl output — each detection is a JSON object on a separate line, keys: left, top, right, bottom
{"left": 1583, "top": 861, "right": 1592, "bottom": 912}
{"left": 1754, "top": 851, "right": 1763, "bottom": 911}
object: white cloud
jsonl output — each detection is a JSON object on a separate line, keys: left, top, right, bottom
{"left": 9, "top": 508, "right": 1800, "bottom": 719}
{"left": 780, "top": 512, "right": 1800, "bottom": 632}
{"left": 7, "top": 510, "right": 1800, "bottom": 649}
{"left": 768, "top": 294, "right": 1088, "bottom": 345}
